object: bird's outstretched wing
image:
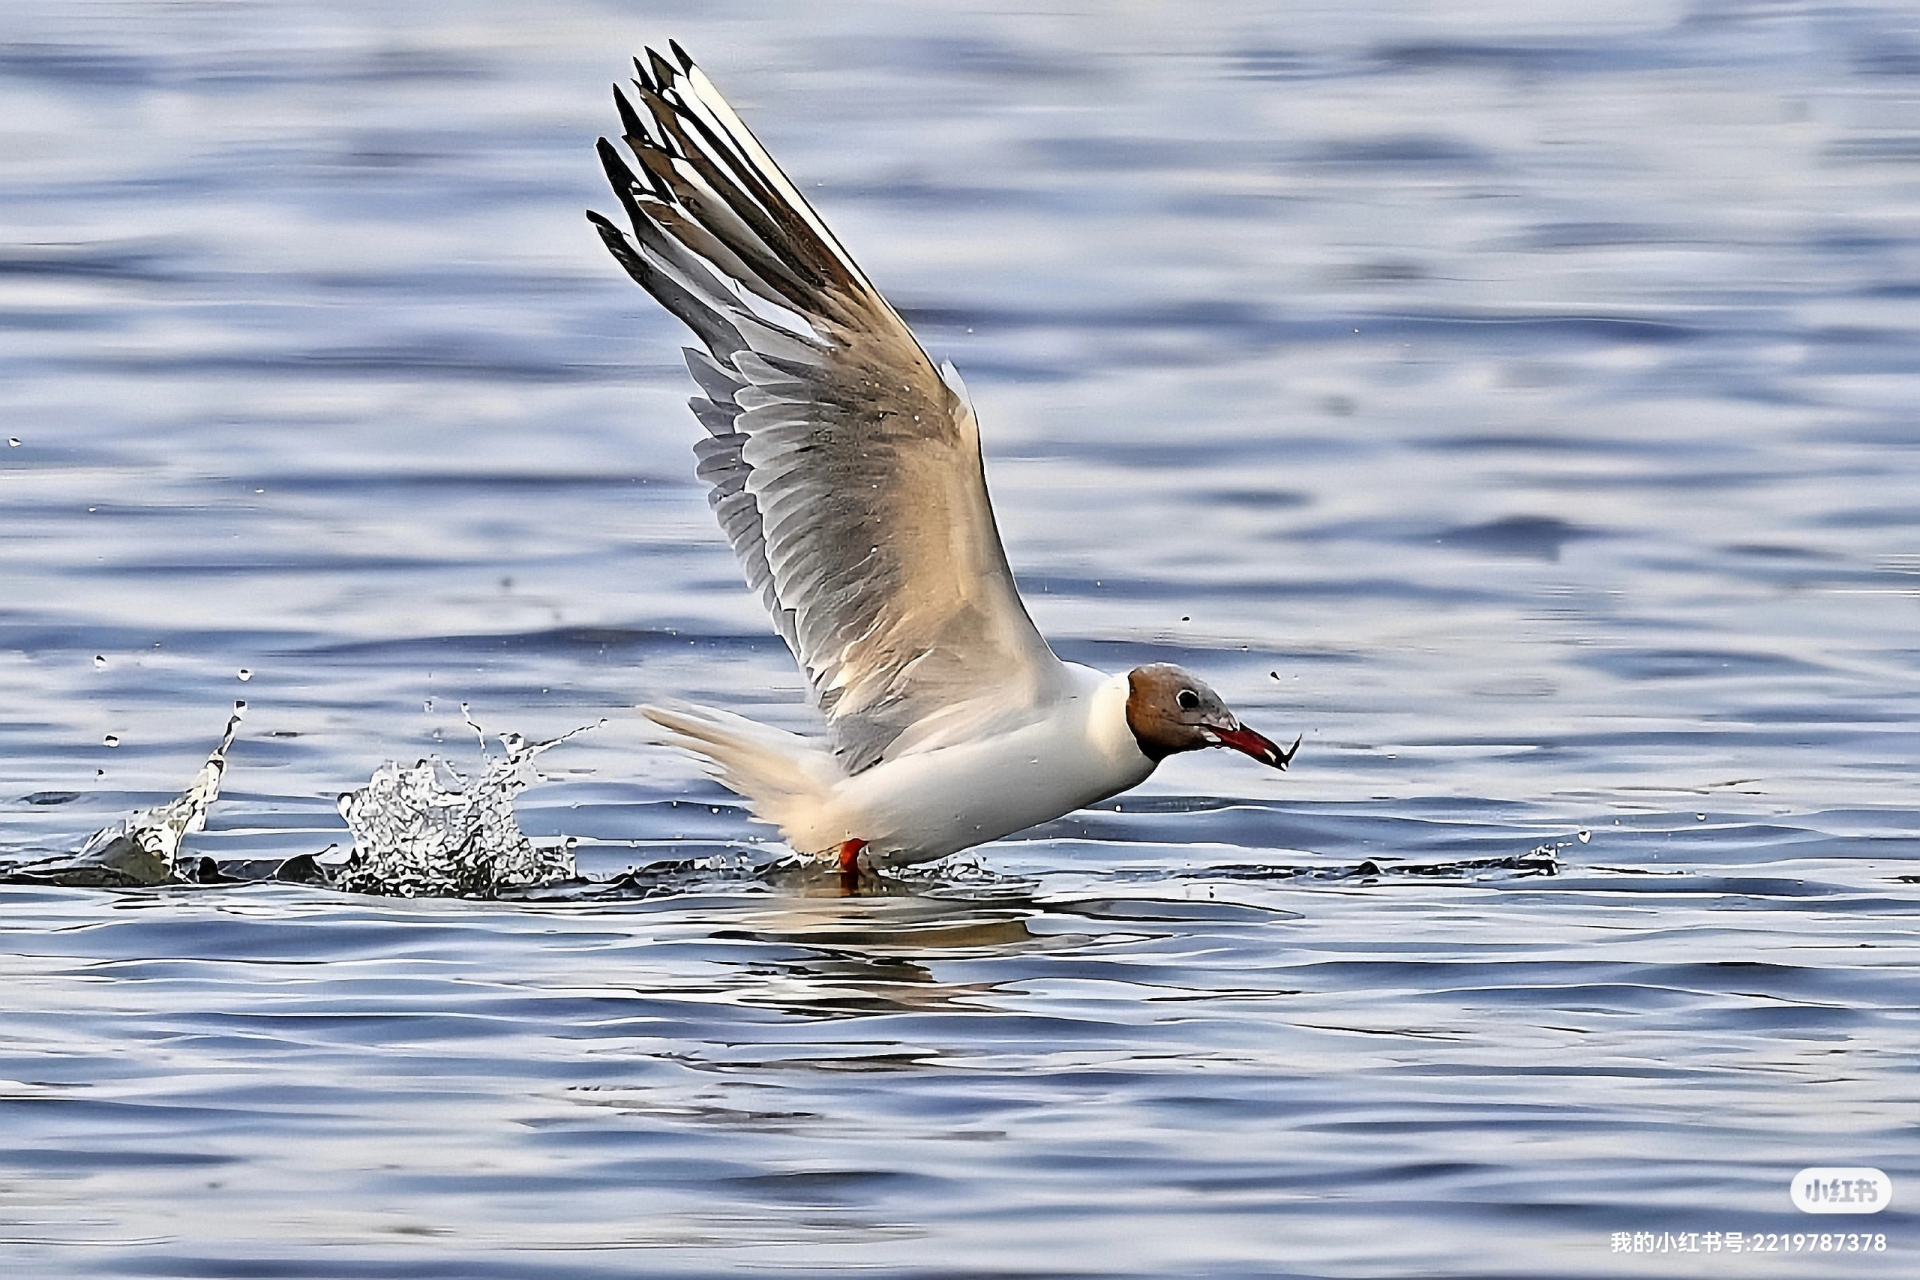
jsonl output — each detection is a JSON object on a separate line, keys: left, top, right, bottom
{"left": 590, "top": 44, "right": 1068, "bottom": 774}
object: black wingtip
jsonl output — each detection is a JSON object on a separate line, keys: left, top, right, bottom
{"left": 612, "top": 83, "right": 646, "bottom": 141}
{"left": 647, "top": 47, "right": 678, "bottom": 92}
{"left": 595, "top": 136, "right": 639, "bottom": 192}
{"left": 1277, "top": 735, "right": 1302, "bottom": 770}
{"left": 669, "top": 39, "right": 695, "bottom": 72}
{"left": 631, "top": 55, "right": 654, "bottom": 93}
{"left": 586, "top": 208, "right": 633, "bottom": 259}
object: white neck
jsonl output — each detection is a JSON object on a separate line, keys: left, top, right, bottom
{"left": 1077, "top": 665, "right": 1156, "bottom": 776}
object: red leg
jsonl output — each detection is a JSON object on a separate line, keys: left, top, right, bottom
{"left": 835, "top": 839, "right": 868, "bottom": 874}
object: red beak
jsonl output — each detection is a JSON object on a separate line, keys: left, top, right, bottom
{"left": 1213, "top": 724, "right": 1301, "bottom": 770}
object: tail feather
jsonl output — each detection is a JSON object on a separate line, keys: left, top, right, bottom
{"left": 640, "top": 703, "right": 840, "bottom": 852}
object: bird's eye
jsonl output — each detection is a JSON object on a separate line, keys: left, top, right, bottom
{"left": 1176, "top": 689, "right": 1201, "bottom": 711}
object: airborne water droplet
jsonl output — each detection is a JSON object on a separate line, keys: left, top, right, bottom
{"left": 103, "top": 734, "right": 120, "bottom": 747}
{"left": 7, "top": 437, "right": 19, "bottom": 447}
{"left": 93, "top": 655, "right": 107, "bottom": 668}
{"left": 1696, "top": 813, "right": 1706, "bottom": 821}
{"left": 1577, "top": 830, "right": 1591, "bottom": 843}
{"left": 237, "top": 668, "right": 252, "bottom": 681}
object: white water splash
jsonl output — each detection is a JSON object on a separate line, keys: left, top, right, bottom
{"left": 45, "top": 703, "right": 246, "bottom": 886}
{"left": 333, "top": 709, "right": 599, "bottom": 897}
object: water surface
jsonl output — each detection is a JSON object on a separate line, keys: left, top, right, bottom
{"left": 3, "top": 1, "right": 1917, "bottom": 1275}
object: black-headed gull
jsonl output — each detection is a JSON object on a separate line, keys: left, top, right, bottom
{"left": 590, "top": 44, "right": 1298, "bottom": 874}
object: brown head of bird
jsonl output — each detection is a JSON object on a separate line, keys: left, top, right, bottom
{"left": 1124, "top": 663, "right": 1300, "bottom": 768}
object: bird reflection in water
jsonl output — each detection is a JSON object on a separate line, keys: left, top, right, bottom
{"left": 709, "top": 886, "right": 1042, "bottom": 1019}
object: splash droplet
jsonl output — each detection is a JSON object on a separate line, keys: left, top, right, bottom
{"left": 103, "top": 734, "right": 120, "bottom": 747}
{"left": 93, "top": 654, "right": 107, "bottom": 669}
{"left": 1577, "top": 830, "right": 1591, "bottom": 843}
{"left": 1696, "top": 813, "right": 1707, "bottom": 821}
{"left": 237, "top": 668, "right": 252, "bottom": 681}
{"left": 7, "top": 437, "right": 19, "bottom": 447}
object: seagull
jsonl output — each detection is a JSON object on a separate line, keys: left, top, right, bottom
{"left": 590, "top": 43, "right": 1299, "bottom": 875}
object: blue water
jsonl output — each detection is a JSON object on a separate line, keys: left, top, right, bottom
{"left": 3, "top": 0, "right": 1918, "bottom": 1275}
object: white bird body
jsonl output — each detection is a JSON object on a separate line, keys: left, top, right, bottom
{"left": 592, "top": 45, "right": 1295, "bottom": 872}
{"left": 811, "top": 665, "right": 1151, "bottom": 863}
{"left": 644, "top": 665, "right": 1151, "bottom": 866}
